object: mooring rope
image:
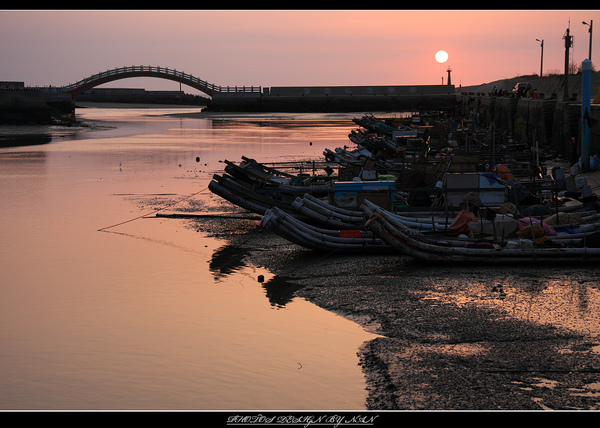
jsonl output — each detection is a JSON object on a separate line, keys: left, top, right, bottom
{"left": 97, "top": 186, "right": 210, "bottom": 232}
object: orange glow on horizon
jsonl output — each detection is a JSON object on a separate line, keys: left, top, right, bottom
{"left": 1, "top": 10, "right": 599, "bottom": 89}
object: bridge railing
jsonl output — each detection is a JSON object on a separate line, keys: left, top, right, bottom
{"left": 59, "top": 65, "right": 260, "bottom": 94}
{"left": 219, "top": 86, "right": 262, "bottom": 93}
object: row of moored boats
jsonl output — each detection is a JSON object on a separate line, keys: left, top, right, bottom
{"left": 208, "top": 113, "right": 600, "bottom": 264}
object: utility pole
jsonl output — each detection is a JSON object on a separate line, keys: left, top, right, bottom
{"left": 563, "top": 27, "right": 572, "bottom": 102}
{"left": 581, "top": 59, "right": 592, "bottom": 171}
{"left": 536, "top": 39, "right": 544, "bottom": 77}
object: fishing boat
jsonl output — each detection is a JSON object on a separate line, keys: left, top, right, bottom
{"left": 210, "top": 156, "right": 402, "bottom": 217}
{"left": 353, "top": 113, "right": 422, "bottom": 139}
{"left": 348, "top": 129, "right": 410, "bottom": 154}
{"left": 208, "top": 172, "right": 313, "bottom": 215}
{"left": 260, "top": 191, "right": 600, "bottom": 255}
{"left": 323, "top": 145, "right": 372, "bottom": 167}
{"left": 362, "top": 200, "right": 600, "bottom": 264}
{"left": 209, "top": 157, "right": 341, "bottom": 215}
{"left": 290, "top": 193, "right": 458, "bottom": 230}
{"left": 223, "top": 156, "right": 337, "bottom": 188}
{"left": 207, "top": 112, "right": 586, "bottom": 227}
{"left": 290, "top": 193, "right": 367, "bottom": 229}
{"left": 261, "top": 206, "right": 390, "bottom": 253}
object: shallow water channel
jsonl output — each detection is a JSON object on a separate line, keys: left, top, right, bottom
{"left": 0, "top": 105, "right": 381, "bottom": 410}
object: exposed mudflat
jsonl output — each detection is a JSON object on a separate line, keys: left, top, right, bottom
{"left": 190, "top": 187, "right": 600, "bottom": 411}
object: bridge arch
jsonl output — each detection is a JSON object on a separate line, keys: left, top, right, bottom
{"left": 60, "top": 66, "right": 261, "bottom": 97}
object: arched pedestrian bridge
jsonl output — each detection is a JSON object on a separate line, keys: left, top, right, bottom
{"left": 46, "top": 64, "right": 458, "bottom": 112}
{"left": 60, "top": 65, "right": 260, "bottom": 97}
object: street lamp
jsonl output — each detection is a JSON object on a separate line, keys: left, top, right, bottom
{"left": 583, "top": 20, "right": 593, "bottom": 61}
{"left": 536, "top": 38, "right": 544, "bottom": 77}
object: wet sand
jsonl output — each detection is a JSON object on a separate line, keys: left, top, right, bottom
{"left": 193, "top": 164, "right": 600, "bottom": 411}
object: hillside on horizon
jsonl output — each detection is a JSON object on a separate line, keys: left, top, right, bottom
{"left": 459, "top": 71, "right": 600, "bottom": 99}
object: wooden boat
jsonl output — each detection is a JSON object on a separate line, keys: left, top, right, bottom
{"left": 261, "top": 206, "right": 390, "bottom": 253}
{"left": 362, "top": 200, "right": 600, "bottom": 264}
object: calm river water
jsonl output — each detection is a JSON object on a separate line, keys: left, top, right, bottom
{"left": 0, "top": 105, "right": 381, "bottom": 410}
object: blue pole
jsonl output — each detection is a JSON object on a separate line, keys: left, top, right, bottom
{"left": 581, "top": 59, "right": 592, "bottom": 172}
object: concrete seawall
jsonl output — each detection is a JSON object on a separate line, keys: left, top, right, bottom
{"left": 457, "top": 92, "right": 599, "bottom": 159}
{"left": 457, "top": 72, "right": 600, "bottom": 158}
{"left": 207, "top": 84, "right": 457, "bottom": 113}
{"left": 3, "top": 74, "right": 598, "bottom": 162}
{"left": 0, "top": 89, "right": 52, "bottom": 124}
{"left": 0, "top": 90, "right": 74, "bottom": 124}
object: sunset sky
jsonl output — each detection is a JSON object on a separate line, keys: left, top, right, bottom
{"left": 1, "top": 9, "right": 599, "bottom": 94}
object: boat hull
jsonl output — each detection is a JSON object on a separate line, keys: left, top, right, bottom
{"left": 362, "top": 201, "right": 600, "bottom": 264}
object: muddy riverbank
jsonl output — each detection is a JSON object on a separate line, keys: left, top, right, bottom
{"left": 190, "top": 165, "right": 600, "bottom": 411}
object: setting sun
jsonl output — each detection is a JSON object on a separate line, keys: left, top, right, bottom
{"left": 435, "top": 50, "right": 449, "bottom": 63}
